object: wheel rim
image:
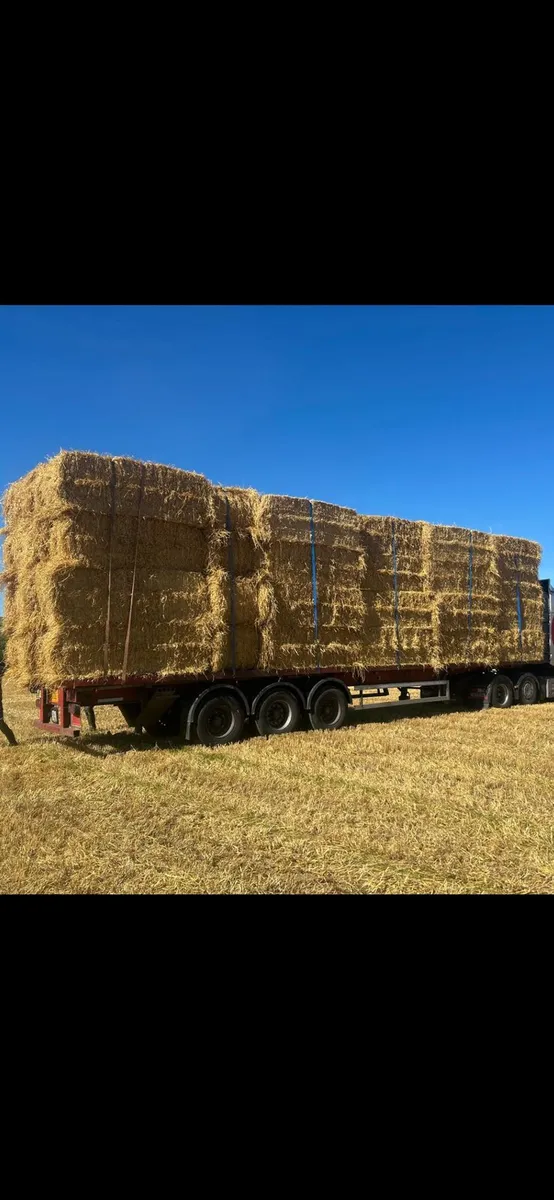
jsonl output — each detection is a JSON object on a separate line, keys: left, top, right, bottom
{"left": 267, "top": 699, "right": 291, "bottom": 730}
{"left": 521, "top": 679, "right": 536, "bottom": 702}
{"left": 317, "top": 694, "right": 340, "bottom": 725}
{"left": 493, "top": 683, "right": 509, "bottom": 706}
{"left": 207, "top": 705, "right": 233, "bottom": 737}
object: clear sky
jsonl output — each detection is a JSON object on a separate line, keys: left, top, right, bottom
{"left": 1, "top": 305, "right": 553, "bottom": 612}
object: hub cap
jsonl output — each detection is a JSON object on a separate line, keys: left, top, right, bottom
{"left": 268, "top": 700, "right": 289, "bottom": 730}
{"left": 318, "top": 695, "right": 339, "bottom": 724}
{"left": 207, "top": 705, "right": 233, "bottom": 737}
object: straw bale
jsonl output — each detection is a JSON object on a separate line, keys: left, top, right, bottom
{"left": 3, "top": 452, "right": 215, "bottom": 526}
{"left": 213, "top": 485, "right": 260, "bottom": 529}
{"left": 496, "top": 629, "right": 546, "bottom": 663}
{"left": 32, "top": 513, "right": 209, "bottom": 574}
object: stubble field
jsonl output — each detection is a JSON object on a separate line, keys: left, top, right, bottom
{"left": 1, "top": 681, "right": 554, "bottom": 893}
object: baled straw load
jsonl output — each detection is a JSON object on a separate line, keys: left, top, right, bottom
{"left": 2, "top": 453, "right": 218, "bottom": 684}
{"left": 209, "top": 486, "right": 263, "bottom": 673}
{"left": 425, "top": 525, "right": 545, "bottom": 669}
{"left": 256, "top": 496, "right": 368, "bottom": 670}
{"left": 0, "top": 451, "right": 546, "bottom": 686}
{"left": 360, "top": 516, "right": 434, "bottom": 668}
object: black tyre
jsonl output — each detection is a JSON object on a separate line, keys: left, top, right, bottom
{"left": 309, "top": 686, "right": 348, "bottom": 731}
{"left": 516, "top": 673, "right": 540, "bottom": 705}
{"left": 487, "top": 675, "right": 514, "bottom": 709}
{"left": 118, "top": 702, "right": 142, "bottom": 728}
{"left": 145, "top": 704, "right": 182, "bottom": 738}
{"left": 255, "top": 689, "right": 301, "bottom": 737}
{"left": 195, "top": 693, "right": 245, "bottom": 747}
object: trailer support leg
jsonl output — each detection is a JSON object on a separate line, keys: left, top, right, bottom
{"left": 82, "top": 706, "right": 96, "bottom": 731}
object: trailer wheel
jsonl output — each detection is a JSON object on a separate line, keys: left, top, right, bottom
{"left": 309, "top": 686, "right": 348, "bottom": 731}
{"left": 487, "top": 675, "right": 514, "bottom": 709}
{"left": 255, "top": 689, "right": 301, "bottom": 737}
{"left": 195, "top": 693, "right": 245, "bottom": 747}
{"left": 118, "top": 703, "right": 142, "bottom": 728}
{"left": 516, "top": 673, "right": 540, "bottom": 705}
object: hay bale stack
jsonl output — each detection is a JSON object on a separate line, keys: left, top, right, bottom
{"left": 424, "top": 525, "right": 544, "bottom": 666}
{"left": 255, "top": 496, "right": 368, "bottom": 670}
{"left": 209, "top": 487, "right": 263, "bottom": 671}
{"left": 360, "top": 516, "right": 434, "bottom": 666}
{"left": 312, "top": 500, "right": 368, "bottom": 669}
{"left": 425, "top": 525, "right": 500, "bottom": 667}
{"left": 2, "top": 452, "right": 218, "bottom": 685}
{"left": 495, "top": 537, "right": 545, "bottom": 663}
{"left": 1, "top": 450, "right": 545, "bottom": 685}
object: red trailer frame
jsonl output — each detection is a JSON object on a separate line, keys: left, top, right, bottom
{"left": 34, "top": 660, "right": 552, "bottom": 739}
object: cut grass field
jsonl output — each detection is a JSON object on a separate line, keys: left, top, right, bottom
{"left": 1, "top": 680, "right": 554, "bottom": 893}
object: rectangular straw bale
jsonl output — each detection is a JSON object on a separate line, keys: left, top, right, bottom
{"left": 42, "top": 512, "right": 209, "bottom": 574}
{"left": 496, "top": 628, "right": 546, "bottom": 663}
{"left": 3, "top": 453, "right": 215, "bottom": 525}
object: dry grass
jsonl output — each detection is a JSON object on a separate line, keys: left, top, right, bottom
{"left": 1, "top": 679, "right": 554, "bottom": 894}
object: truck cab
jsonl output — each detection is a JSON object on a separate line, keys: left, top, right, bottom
{"left": 540, "top": 580, "right": 554, "bottom": 666}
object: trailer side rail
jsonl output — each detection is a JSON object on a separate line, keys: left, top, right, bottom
{"left": 350, "top": 680, "right": 450, "bottom": 711}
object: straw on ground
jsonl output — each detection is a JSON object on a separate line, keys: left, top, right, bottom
{"left": 1, "top": 680, "right": 553, "bottom": 894}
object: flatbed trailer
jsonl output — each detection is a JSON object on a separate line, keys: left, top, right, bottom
{"left": 34, "top": 581, "right": 554, "bottom": 747}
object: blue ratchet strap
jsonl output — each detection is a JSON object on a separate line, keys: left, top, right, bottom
{"left": 392, "top": 520, "right": 401, "bottom": 668}
{"left": 515, "top": 555, "right": 523, "bottom": 651}
{"left": 467, "top": 531, "right": 474, "bottom": 637}
{"left": 225, "top": 497, "right": 236, "bottom": 673}
{"left": 308, "top": 501, "right": 320, "bottom": 667}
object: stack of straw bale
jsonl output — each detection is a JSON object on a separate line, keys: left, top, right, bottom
{"left": 2, "top": 453, "right": 217, "bottom": 684}
{"left": 496, "top": 538, "right": 546, "bottom": 663}
{"left": 359, "top": 516, "right": 434, "bottom": 668}
{"left": 0, "top": 451, "right": 546, "bottom": 686}
{"left": 209, "top": 486, "right": 262, "bottom": 672}
{"left": 425, "top": 525, "right": 545, "bottom": 668}
{"left": 256, "top": 496, "right": 368, "bottom": 670}
{"left": 426, "top": 524, "right": 501, "bottom": 668}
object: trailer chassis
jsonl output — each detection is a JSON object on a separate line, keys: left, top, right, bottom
{"left": 34, "top": 660, "right": 554, "bottom": 746}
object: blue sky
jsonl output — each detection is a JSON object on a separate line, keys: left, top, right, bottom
{"left": 1, "top": 305, "right": 553, "bottom": 611}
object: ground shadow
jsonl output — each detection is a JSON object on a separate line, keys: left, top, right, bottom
{"left": 57, "top": 700, "right": 474, "bottom": 759}
{"left": 346, "top": 700, "right": 470, "bottom": 726}
{"left": 61, "top": 730, "right": 182, "bottom": 758}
